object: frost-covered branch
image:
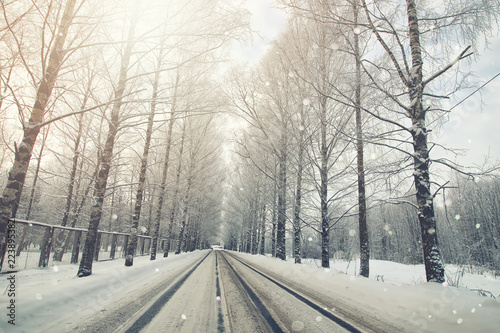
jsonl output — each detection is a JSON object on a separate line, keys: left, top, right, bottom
{"left": 423, "top": 46, "right": 473, "bottom": 87}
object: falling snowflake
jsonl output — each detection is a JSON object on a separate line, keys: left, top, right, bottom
{"left": 291, "top": 321, "right": 304, "bottom": 331}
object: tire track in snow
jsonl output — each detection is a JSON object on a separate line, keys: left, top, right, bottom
{"left": 214, "top": 251, "right": 225, "bottom": 332}
{"left": 223, "top": 251, "right": 363, "bottom": 333}
{"left": 118, "top": 251, "right": 212, "bottom": 333}
{"left": 218, "top": 251, "right": 285, "bottom": 332}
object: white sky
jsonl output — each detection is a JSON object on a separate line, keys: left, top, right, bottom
{"left": 439, "top": 35, "right": 500, "bottom": 170}
{"left": 231, "top": 0, "right": 286, "bottom": 63}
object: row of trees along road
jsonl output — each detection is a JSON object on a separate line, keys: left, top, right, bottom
{"left": 0, "top": 0, "right": 499, "bottom": 282}
{"left": 0, "top": 0, "right": 249, "bottom": 276}
{"left": 224, "top": 0, "right": 499, "bottom": 283}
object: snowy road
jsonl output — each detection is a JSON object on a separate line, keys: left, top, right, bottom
{"left": 78, "top": 250, "right": 400, "bottom": 333}
{"left": 2, "top": 249, "right": 498, "bottom": 332}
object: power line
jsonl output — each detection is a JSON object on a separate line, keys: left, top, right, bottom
{"left": 449, "top": 72, "right": 500, "bottom": 112}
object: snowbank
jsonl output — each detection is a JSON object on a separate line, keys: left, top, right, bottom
{"left": 234, "top": 253, "right": 500, "bottom": 333}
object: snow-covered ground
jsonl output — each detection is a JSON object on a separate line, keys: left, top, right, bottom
{"left": 235, "top": 253, "right": 500, "bottom": 333}
{"left": 0, "top": 251, "right": 499, "bottom": 332}
{"left": 327, "top": 258, "right": 500, "bottom": 297}
{"left": 0, "top": 252, "right": 207, "bottom": 333}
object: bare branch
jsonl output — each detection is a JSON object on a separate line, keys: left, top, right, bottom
{"left": 423, "top": 46, "right": 473, "bottom": 87}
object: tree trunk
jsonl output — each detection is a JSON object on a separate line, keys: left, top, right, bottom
{"left": 175, "top": 154, "right": 195, "bottom": 255}
{"left": 353, "top": 0, "right": 370, "bottom": 278}
{"left": 405, "top": 0, "right": 445, "bottom": 283}
{"left": 125, "top": 48, "right": 163, "bottom": 266}
{"left": 71, "top": 162, "right": 99, "bottom": 229}
{"left": 150, "top": 75, "right": 179, "bottom": 260}
{"left": 271, "top": 182, "right": 277, "bottom": 257}
{"left": 25, "top": 126, "right": 49, "bottom": 219}
{"left": 320, "top": 94, "right": 330, "bottom": 269}
{"left": 55, "top": 160, "right": 99, "bottom": 259}
{"left": 259, "top": 203, "right": 266, "bottom": 255}
{"left": 54, "top": 109, "right": 85, "bottom": 261}
{"left": 293, "top": 109, "right": 305, "bottom": 264}
{"left": 251, "top": 206, "right": 259, "bottom": 255}
{"left": 77, "top": 19, "right": 135, "bottom": 277}
{"left": 175, "top": 194, "right": 191, "bottom": 255}
{"left": 276, "top": 122, "right": 288, "bottom": 261}
{"left": 161, "top": 108, "right": 183, "bottom": 258}
{"left": 180, "top": 216, "right": 191, "bottom": 253}
{"left": 0, "top": 0, "right": 77, "bottom": 269}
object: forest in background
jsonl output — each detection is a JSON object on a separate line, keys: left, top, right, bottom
{"left": 0, "top": 0, "right": 499, "bottom": 279}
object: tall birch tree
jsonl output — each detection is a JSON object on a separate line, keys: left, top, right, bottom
{"left": 359, "top": 0, "right": 500, "bottom": 282}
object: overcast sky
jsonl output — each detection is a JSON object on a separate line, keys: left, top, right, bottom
{"left": 439, "top": 36, "right": 500, "bottom": 169}
{"left": 232, "top": 0, "right": 286, "bottom": 63}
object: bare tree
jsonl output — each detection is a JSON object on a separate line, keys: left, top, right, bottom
{"left": 162, "top": 115, "right": 186, "bottom": 257}
{"left": 53, "top": 68, "right": 96, "bottom": 261}
{"left": 228, "top": 57, "right": 294, "bottom": 261}
{"left": 352, "top": 0, "right": 370, "bottom": 278}
{"left": 125, "top": 44, "right": 167, "bottom": 265}
{"left": 175, "top": 97, "right": 225, "bottom": 254}
{"left": 359, "top": 0, "right": 500, "bottom": 282}
{"left": 77, "top": 15, "right": 136, "bottom": 277}
{"left": 0, "top": 0, "right": 80, "bottom": 269}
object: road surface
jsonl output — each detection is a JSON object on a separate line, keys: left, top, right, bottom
{"left": 67, "top": 250, "right": 406, "bottom": 333}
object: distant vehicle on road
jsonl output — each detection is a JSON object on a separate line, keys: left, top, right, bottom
{"left": 211, "top": 244, "right": 223, "bottom": 250}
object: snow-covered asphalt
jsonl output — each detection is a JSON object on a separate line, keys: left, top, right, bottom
{"left": 1, "top": 249, "right": 498, "bottom": 332}
{"left": 79, "top": 250, "right": 401, "bottom": 332}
